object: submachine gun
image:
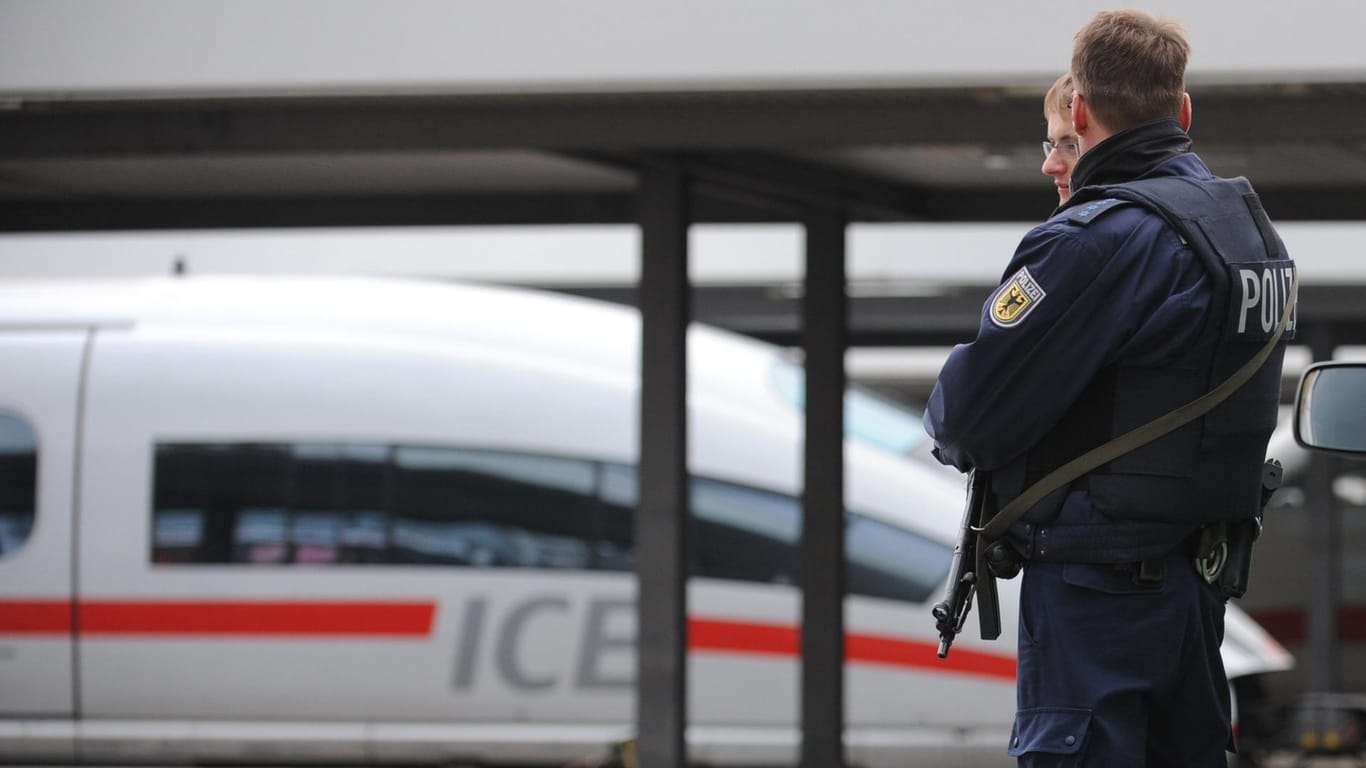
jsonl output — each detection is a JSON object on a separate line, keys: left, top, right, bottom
{"left": 932, "top": 469, "right": 1003, "bottom": 658}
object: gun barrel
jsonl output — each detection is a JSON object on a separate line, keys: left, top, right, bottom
{"left": 931, "top": 469, "right": 996, "bottom": 659}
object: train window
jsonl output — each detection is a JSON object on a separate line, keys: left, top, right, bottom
{"left": 153, "top": 442, "right": 613, "bottom": 570}
{"left": 594, "top": 463, "right": 636, "bottom": 572}
{"left": 592, "top": 464, "right": 949, "bottom": 602}
{"left": 290, "top": 443, "right": 391, "bottom": 565}
{"left": 846, "top": 513, "right": 952, "bottom": 603}
{"left": 150, "top": 441, "right": 949, "bottom": 601}
{"left": 594, "top": 466, "right": 806, "bottom": 583}
{"left": 391, "top": 446, "right": 599, "bottom": 568}
{"left": 153, "top": 443, "right": 294, "bottom": 564}
{"left": 234, "top": 507, "right": 289, "bottom": 564}
{"left": 0, "top": 412, "right": 38, "bottom": 559}
{"left": 692, "top": 478, "right": 800, "bottom": 584}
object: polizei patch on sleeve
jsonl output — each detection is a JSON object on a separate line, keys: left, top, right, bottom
{"left": 990, "top": 266, "right": 1047, "bottom": 328}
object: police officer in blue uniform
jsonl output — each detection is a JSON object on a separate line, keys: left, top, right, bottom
{"left": 924, "top": 10, "right": 1296, "bottom": 767}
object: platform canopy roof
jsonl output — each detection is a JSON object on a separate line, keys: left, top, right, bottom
{"left": 3, "top": 0, "right": 1365, "bottom": 231}
{"left": 2, "top": 0, "right": 1365, "bottom": 347}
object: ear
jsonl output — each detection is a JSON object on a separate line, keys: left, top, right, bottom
{"left": 1071, "top": 92, "right": 1090, "bottom": 135}
{"left": 1178, "top": 92, "right": 1192, "bottom": 131}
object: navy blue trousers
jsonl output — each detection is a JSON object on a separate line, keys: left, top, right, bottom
{"left": 1010, "top": 551, "right": 1231, "bottom": 767}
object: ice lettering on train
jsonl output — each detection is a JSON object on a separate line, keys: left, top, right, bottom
{"left": 450, "top": 597, "right": 487, "bottom": 690}
{"left": 577, "top": 597, "right": 634, "bottom": 690}
{"left": 498, "top": 597, "right": 569, "bottom": 690}
{"left": 451, "top": 594, "right": 635, "bottom": 692}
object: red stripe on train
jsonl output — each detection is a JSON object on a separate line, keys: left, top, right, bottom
{"left": 0, "top": 599, "right": 1018, "bottom": 681}
{"left": 689, "top": 617, "right": 1017, "bottom": 681}
{"left": 0, "top": 600, "right": 72, "bottom": 633}
{"left": 0, "top": 599, "right": 432, "bottom": 635}
{"left": 79, "top": 600, "right": 437, "bottom": 636}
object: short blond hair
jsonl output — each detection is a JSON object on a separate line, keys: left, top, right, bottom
{"left": 1072, "top": 9, "right": 1189, "bottom": 130}
{"left": 1044, "top": 73, "right": 1074, "bottom": 120}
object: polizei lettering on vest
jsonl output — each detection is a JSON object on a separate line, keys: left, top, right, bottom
{"left": 1236, "top": 264, "right": 1296, "bottom": 336}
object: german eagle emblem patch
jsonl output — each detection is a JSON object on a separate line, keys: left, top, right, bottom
{"left": 990, "top": 267, "right": 1046, "bottom": 328}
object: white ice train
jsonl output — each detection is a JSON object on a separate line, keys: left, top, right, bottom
{"left": 0, "top": 275, "right": 1293, "bottom": 767}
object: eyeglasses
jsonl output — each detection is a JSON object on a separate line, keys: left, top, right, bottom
{"left": 1042, "top": 140, "right": 1080, "bottom": 158}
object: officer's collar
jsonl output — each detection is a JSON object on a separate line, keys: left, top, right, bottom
{"left": 1068, "top": 118, "right": 1192, "bottom": 194}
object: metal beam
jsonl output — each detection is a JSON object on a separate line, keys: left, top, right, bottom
{"left": 635, "top": 160, "right": 690, "bottom": 768}
{"left": 800, "top": 206, "right": 848, "bottom": 767}
{"left": 2, "top": 85, "right": 1361, "bottom": 158}
{"left": 4, "top": 182, "right": 1359, "bottom": 233}
{"left": 0, "top": 193, "right": 638, "bottom": 231}
{"left": 571, "top": 149, "right": 932, "bottom": 221}
{"left": 0, "top": 91, "right": 1047, "bottom": 157}
{"left": 677, "top": 151, "right": 934, "bottom": 221}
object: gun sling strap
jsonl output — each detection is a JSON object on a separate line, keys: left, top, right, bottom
{"left": 978, "top": 268, "right": 1298, "bottom": 544}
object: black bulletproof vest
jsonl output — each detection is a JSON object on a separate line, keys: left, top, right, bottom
{"left": 994, "top": 176, "right": 1296, "bottom": 526}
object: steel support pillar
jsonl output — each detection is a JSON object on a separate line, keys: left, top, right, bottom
{"left": 800, "top": 206, "right": 848, "bottom": 768}
{"left": 636, "top": 161, "right": 691, "bottom": 768}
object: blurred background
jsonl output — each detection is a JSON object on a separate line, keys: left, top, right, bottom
{"left": 2, "top": 1, "right": 1366, "bottom": 766}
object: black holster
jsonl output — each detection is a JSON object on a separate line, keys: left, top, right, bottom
{"left": 1216, "top": 518, "right": 1260, "bottom": 600}
{"left": 1212, "top": 458, "right": 1282, "bottom": 600}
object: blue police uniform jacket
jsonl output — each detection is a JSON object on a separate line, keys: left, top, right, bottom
{"left": 924, "top": 118, "right": 1295, "bottom": 564}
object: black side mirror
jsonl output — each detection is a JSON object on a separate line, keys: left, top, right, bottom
{"left": 1294, "top": 362, "right": 1366, "bottom": 456}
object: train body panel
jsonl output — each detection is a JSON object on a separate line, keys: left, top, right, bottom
{"left": 0, "top": 275, "right": 1291, "bottom": 766}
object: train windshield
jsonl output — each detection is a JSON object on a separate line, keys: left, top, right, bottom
{"left": 770, "top": 362, "right": 928, "bottom": 456}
